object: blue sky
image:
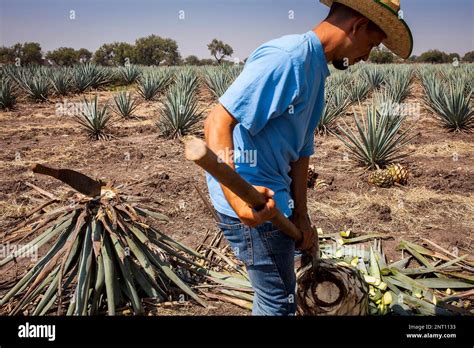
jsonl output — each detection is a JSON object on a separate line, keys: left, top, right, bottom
{"left": 1, "top": 0, "right": 473, "bottom": 59}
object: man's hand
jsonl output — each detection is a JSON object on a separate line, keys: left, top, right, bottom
{"left": 228, "top": 186, "right": 278, "bottom": 227}
{"left": 291, "top": 211, "right": 315, "bottom": 251}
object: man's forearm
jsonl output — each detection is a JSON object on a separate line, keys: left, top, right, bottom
{"left": 289, "top": 156, "right": 310, "bottom": 215}
{"left": 204, "top": 105, "right": 236, "bottom": 168}
{"left": 204, "top": 104, "right": 240, "bottom": 208}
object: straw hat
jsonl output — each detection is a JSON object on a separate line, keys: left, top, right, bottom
{"left": 320, "top": 0, "right": 413, "bottom": 59}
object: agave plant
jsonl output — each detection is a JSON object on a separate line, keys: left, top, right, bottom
{"left": 201, "top": 65, "right": 242, "bottom": 98}
{"left": 174, "top": 67, "right": 199, "bottom": 95}
{"left": 50, "top": 68, "right": 72, "bottom": 96}
{"left": 440, "top": 66, "right": 473, "bottom": 97}
{"left": 157, "top": 81, "right": 203, "bottom": 138}
{"left": 0, "top": 77, "right": 16, "bottom": 110}
{"left": 373, "top": 90, "right": 407, "bottom": 130}
{"left": 0, "top": 167, "right": 212, "bottom": 315}
{"left": 317, "top": 86, "right": 351, "bottom": 135}
{"left": 226, "top": 65, "right": 243, "bottom": 82}
{"left": 363, "top": 66, "right": 385, "bottom": 90}
{"left": 73, "top": 96, "right": 112, "bottom": 140}
{"left": 348, "top": 75, "right": 371, "bottom": 103}
{"left": 72, "top": 63, "right": 111, "bottom": 93}
{"left": 202, "top": 67, "right": 231, "bottom": 98}
{"left": 385, "top": 69, "right": 412, "bottom": 104}
{"left": 119, "top": 64, "right": 141, "bottom": 85}
{"left": 112, "top": 91, "right": 139, "bottom": 119}
{"left": 13, "top": 67, "right": 50, "bottom": 101}
{"left": 137, "top": 70, "right": 171, "bottom": 100}
{"left": 329, "top": 71, "right": 353, "bottom": 86}
{"left": 336, "top": 105, "right": 415, "bottom": 169}
{"left": 424, "top": 78, "right": 473, "bottom": 132}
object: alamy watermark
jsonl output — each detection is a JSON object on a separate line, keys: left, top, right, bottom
{"left": 55, "top": 99, "right": 87, "bottom": 117}
{"left": 377, "top": 101, "right": 421, "bottom": 120}
{"left": 0, "top": 242, "right": 38, "bottom": 261}
{"left": 216, "top": 148, "right": 257, "bottom": 168}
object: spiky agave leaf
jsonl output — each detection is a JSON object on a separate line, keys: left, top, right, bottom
{"left": 49, "top": 68, "right": 73, "bottom": 96}
{"left": 72, "top": 63, "right": 111, "bottom": 93}
{"left": 202, "top": 67, "right": 231, "bottom": 98}
{"left": 119, "top": 64, "right": 141, "bottom": 85}
{"left": 202, "top": 65, "right": 242, "bottom": 98}
{"left": 317, "top": 85, "right": 351, "bottom": 135}
{"left": 174, "top": 67, "right": 199, "bottom": 95}
{"left": 424, "top": 78, "right": 473, "bottom": 132}
{"left": 136, "top": 70, "right": 171, "bottom": 100}
{"left": 374, "top": 89, "right": 409, "bottom": 129}
{"left": 0, "top": 179, "right": 212, "bottom": 316}
{"left": 0, "top": 77, "right": 16, "bottom": 110}
{"left": 157, "top": 81, "right": 203, "bottom": 138}
{"left": 336, "top": 105, "right": 415, "bottom": 169}
{"left": 384, "top": 68, "right": 412, "bottom": 104}
{"left": 348, "top": 74, "right": 371, "bottom": 103}
{"left": 328, "top": 71, "right": 353, "bottom": 86}
{"left": 73, "top": 95, "right": 112, "bottom": 140}
{"left": 362, "top": 66, "right": 385, "bottom": 90}
{"left": 226, "top": 64, "right": 243, "bottom": 82}
{"left": 112, "top": 91, "right": 139, "bottom": 119}
{"left": 13, "top": 66, "right": 50, "bottom": 102}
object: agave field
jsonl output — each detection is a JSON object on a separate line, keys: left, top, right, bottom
{"left": 0, "top": 62, "right": 473, "bottom": 316}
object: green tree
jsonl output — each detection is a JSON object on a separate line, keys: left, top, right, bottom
{"left": 417, "top": 50, "right": 449, "bottom": 64}
{"left": 77, "top": 48, "right": 92, "bottom": 62}
{"left": 199, "top": 58, "right": 215, "bottom": 66}
{"left": 0, "top": 46, "right": 15, "bottom": 64}
{"left": 93, "top": 42, "right": 135, "bottom": 66}
{"left": 46, "top": 47, "right": 78, "bottom": 66}
{"left": 2, "top": 42, "right": 43, "bottom": 65}
{"left": 369, "top": 46, "right": 395, "bottom": 64}
{"left": 21, "top": 42, "right": 43, "bottom": 65}
{"left": 207, "top": 39, "right": 233, "bottom": 64}
{"left": 447, "top": 53, "right": 461, "bottom": 64}
{"left": 184, "top": 55, "right": 201, "bottom": 66}
{"left": 134, "top": 35, "right": 180, "bottom": 66}
{"left": 462, "top": 51, "right": 474, "bottom": 63}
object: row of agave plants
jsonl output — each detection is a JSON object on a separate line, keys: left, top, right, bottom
{"left": 0, "top": 63, "right": 243, "bottom": 109}
{"left": 65, "top": 65, "right": 243, "bottom": 140}
{"left": 0, "top": 63, "right": 472, "bottom": 147}
{"left": 0, "top": 63, "right": 243, "bottom": 141}
{"left": 317, "top": 64, "right": 418, "bottom": 136}
{"left": 314, "top": 64, "right": 473, "bottom": 173}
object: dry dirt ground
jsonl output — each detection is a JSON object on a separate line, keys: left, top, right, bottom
{"left": 0, "top": 79, "right": 473, "bottom": 315}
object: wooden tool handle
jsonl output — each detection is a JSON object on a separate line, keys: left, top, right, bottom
{"left": 31, "top": 163, "right": 60, "bottom": 178}
{"left": 185, "top": 138, "right": 302, "bottom": 243}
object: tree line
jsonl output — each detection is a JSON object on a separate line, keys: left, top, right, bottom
{"left": 370, "top": 46, "right": 474, "bottom": 64}
{"left": 0, "top": 35, "right": 235, "bottom": 66}
{"left": 1, "top": 35, "right": 472, "bottom": 66}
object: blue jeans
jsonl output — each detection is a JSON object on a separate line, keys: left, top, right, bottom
{"left": 215, "top": 211, "right": 296, "bottom": 316}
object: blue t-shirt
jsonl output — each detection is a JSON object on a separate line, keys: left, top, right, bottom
{"left": 206, "top": 30, "right": 330, "bottom": 218}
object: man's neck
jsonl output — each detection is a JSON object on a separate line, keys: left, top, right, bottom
{"left": 313, "top": 21, "right": 343, "bottom": 63}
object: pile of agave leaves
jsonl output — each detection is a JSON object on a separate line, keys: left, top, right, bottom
{"left": 198, "top": 229, "right": 474, "bottom": 315}
{"left": 0, "top": 177, "right": 250, "bottom": 316}
{"left": 1, "top": 177, "right": 472, "bottom": 316}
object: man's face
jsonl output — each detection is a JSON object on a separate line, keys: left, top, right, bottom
{"left": 333, "top": 19, "right": 386, "bottom": 70}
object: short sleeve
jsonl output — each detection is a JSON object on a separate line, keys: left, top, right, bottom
{"left": 299, "top": 132, "right": 315, "bottom": 157}
{"left": 219, "top": 46, "right": 299, "bottom": 136}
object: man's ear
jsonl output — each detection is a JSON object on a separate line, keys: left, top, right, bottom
{"left": 351, "top": 17, "right": 370, "bottom": 37}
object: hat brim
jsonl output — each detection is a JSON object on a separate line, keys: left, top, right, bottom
{"left": 320, "top": 0, "right": 413, "bottom": 59}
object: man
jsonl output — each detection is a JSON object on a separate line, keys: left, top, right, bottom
{"left": 204, "top": 0, "right": 413, "bottom": 315}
